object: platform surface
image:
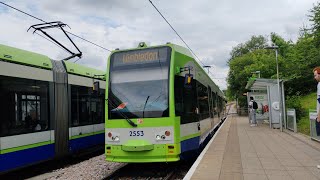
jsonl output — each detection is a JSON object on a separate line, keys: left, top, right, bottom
{"left": 186, "top": 106, "right": 320, "bottom": 180}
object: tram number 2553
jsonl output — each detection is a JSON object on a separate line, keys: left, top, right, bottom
{"left": 129, "top": 130, "right": 144, "bottom": 136}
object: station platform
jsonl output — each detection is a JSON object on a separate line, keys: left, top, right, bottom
{"left": 184, "top": 110, "right": 320, "bottom": 180}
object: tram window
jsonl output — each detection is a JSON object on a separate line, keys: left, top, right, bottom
{"left": 174, "top": 75, "right": 198, "bottom": 124}
{"left": 71, "top": 85, "right": 105, "bottom": 126}
{"left": 174, "top": 76, "right": 184, "bottom": 116}
{"left": 212, "top": 92, "right": 217, "bottom": 115}
{"left": 71, "top": 86, "right": 91, "bottom": 126}
{"left": 197, "top": 82, "right": 209, "bottom": 120}
{"left": 0, "top": 76, "right": 50, "bottom": 137}
{"left": 217, "top": 97, "right": 221, "bottom": 117}
{"left": 92, "top": 89, "right": 105, "bottom": 124}
{"left": 208, "top": 86, "right": 213, "bottom": 118}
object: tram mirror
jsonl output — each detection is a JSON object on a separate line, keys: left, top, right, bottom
{"left": 93, "top": 81, "right": 100, "bottom": 93}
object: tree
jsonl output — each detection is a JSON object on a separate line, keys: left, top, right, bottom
{"left": 308, "top": 2, "right": 320, "bottom": 47}
{"left": 228, "top": 35, "right": 268, "bottom": 60}
{"left": 227, "top": 35, "right": 269, "bottom": 105}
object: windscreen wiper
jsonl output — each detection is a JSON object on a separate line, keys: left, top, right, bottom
{"left": 125, "top": 117, "right": 138, "bottom": 127}
{"left": 142, "top": 96, "right": 150, "bottom": 118}
{"left": 106, "top": 99, "right": 137, "bottom": 127}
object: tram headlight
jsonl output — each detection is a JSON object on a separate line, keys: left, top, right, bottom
{"left": 114, "top": 136, "right": 120, "bottom": 141}
{"left": 156, "top": 135, "right": 161, "bottom": 140}
{"left": 111, "top": 136, "right": 120, "bottom": 142}
{"left": 155, "top": 130, "right": 172, "bottom": 141}
{"left": 161, "top": 135, "right": 166, "bottom": 140}
{"left": 107, "top": 132, "right": 120, "bottom": 142}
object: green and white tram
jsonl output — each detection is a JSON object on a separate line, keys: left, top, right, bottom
{"left": 0, "top": 44, "right": 106, "bottom": 173}
{"left": 105, "top": 42, "right": 225, "bottom": 162}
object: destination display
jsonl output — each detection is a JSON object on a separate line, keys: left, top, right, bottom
{"left": 111, "top": 47, "right": 169, "bottom": 67}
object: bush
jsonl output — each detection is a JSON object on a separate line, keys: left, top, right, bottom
{"left": 285, "top": 95, "right": 305, "bottom": 121}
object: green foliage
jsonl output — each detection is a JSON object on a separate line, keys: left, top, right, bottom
{"left": 308, "top": 2, "right": 320, "bottom": 47}
{"left": 227, "top": 2, "right": 320, "bottom": 107}
{"left": 300, "top": 92, "right": 317, "bottom": 112}
{"left": 226, "top": 3, "right": 320, "bottom": 135}
{"left": 296, "top": 92, "right": 316, "bottom": 135}
{"left": 228, "top": 35, "right": 268, "bottom": 61}
{"left": 297, "top": 117, "right": 310, "bottom": 135}
{"left": 285, "top": 95, "right": 304, "bottom": 121}
{"left": 227, "top": 36, "right": 269, "bottom": 103}
{"left": 271, "top": 32, "right": 294, "bottom": 58}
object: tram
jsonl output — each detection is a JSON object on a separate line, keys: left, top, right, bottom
{"left": 0, "top": 44, "right": 105, "bottom": 173}
{"left": 105, "top": 42, "right": 225, "bottom": 162}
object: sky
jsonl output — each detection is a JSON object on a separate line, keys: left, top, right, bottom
{"left": 0, "top": 0, "right": 319, "bottom": 90}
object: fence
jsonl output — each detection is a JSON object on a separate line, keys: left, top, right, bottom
{"left": 309, "top": 110, "right": 320, "bottom": 142}
{"left": 286, "top": 108, "right": 297, "bottom": 132}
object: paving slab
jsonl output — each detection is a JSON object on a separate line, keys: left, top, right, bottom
{"left": 185, "top": 107, "right": 320, "bottom": 180}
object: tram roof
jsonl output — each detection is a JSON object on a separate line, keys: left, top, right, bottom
{"left": 0, "top": 44, "right": 105, "bottom": 80}
{"left": 64, "top": 61, "right": 105, "bottom": 80}
{"left": 0, "top": 44, "right": 52, "bottom": 69}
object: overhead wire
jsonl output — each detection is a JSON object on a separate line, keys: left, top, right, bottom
{"left": 148, "top": 0, "right": 205, "bottom": 66}
{"left": 0, "top": 1, "right": 111, "bottom": 52}
{"left": 148, "top": 0, "right": 224, "bottom": 85}
{"left": 1, "top": 1, "right": 225, "bottom": 87}
{"left": 34, "top": 31, "right": 70, "bottom": 53}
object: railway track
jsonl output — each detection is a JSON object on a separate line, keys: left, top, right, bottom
{"left": 106, "top": 161, "right": 193, "bottom": 180}
{"left": 1, "top": 148, "right": 105, "bottom": 179}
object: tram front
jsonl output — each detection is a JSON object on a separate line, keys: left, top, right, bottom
{"left": 105, "top": 45, "right": 179, "bottom": 162}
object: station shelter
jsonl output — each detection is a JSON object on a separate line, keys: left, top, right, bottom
{"left": 245, "top": 78, "right": 286, "bottom": 130}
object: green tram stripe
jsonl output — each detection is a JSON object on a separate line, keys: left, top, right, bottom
{"left": 1, "top": 131, "right": 105, "bottom": 154}
{"left": 180, "top": 133, "right": 200, "bottom": 142}
{"left": 94, "top": 130, "right": 104, "bottom": 135}
{"left": 70, "top": 130, "right": 104, "bottom": 140}
{"left": 1, "top": 141, "right": 53, "bottom": 154}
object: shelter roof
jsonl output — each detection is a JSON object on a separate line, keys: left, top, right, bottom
{"left": 245, "top": 78, "right": 283, "bottom": 90}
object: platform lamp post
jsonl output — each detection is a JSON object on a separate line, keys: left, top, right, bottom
{"left": 265, "top": 45, "right": 283, "bottom": 132}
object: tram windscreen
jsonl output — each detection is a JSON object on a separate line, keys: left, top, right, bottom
{"left": 108, "top": 47, "right": 171, "bottom": 119}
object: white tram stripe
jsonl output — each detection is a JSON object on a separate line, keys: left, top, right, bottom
{"left": 0, "top": 130, "right": 53, "bottom": 150}
{"left": 0, "top": 61, "right": 53, "bottom": 82}
{"left": 68, "top": 74, "right": 106, "bottom": 88}
{"left": 180, "top": 122, "right": 199, "bottom": 138}
{"left": 105, "top": 127, "right": 174, "bottom": 144}
{"left": 93, "top": 123, "right": 105, "bottom": 132}
{"left": 70, "top": 123, "right": 105, "bottom": 138}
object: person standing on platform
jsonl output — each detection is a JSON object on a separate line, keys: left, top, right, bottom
{"left": 248, "top": 96, "right": 257, "bottom": 127}
{"left": 313, "top": 67, "right": 320, "bottom": 169}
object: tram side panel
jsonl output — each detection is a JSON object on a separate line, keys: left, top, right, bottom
{"left": 173, "top": 49, "right": 224, "bottom": 159}
{"left": 66, "top": 70, "right": 106, "bottom": 153}
{"left": 0, "top": 52, "right": 106, "bottom": 174}
{"left": 0, "top": 61, "right": 55, "bottom": 172}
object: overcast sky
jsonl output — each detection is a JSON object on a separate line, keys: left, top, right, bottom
{"left": 0, "top": 0, "right": 318, "bottom": 90}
